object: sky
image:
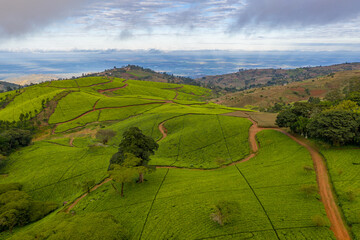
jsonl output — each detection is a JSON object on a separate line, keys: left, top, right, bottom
{"left": 1, "top": 0, "right": 360, "bottom": 51}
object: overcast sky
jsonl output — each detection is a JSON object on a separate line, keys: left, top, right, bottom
{"left": 1, "top": 0, "right": 360, "bottom": 51}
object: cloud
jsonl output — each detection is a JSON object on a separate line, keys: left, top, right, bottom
{"left": 232, "top": 0, "right": 360, "bottom": 30}
{"left": 78, "top": 0, "right": 243, "bottom": 32}
{"left": 119, "top": 30, "right": 134, "bottom": 40}
{"left": 0, "top": 0, "right": 88, "bottom": 37}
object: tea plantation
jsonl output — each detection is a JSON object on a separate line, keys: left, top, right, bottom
{"left": 0, "top": 76, "right": 348, "bottom": 239}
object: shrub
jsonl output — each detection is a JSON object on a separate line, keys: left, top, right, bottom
{"left": 96, "top": 129, "right": 116, "bottom": 145}
{"left": 303, "top": 165, "right": 314, "bottom": 174}
{"left": 344, "top": 190, "right": 357, "bottom": 202}
{"left": 210, "top": 201, "right": 240, "bottom": 226}
{"left": 0, "top": 183, "right": 22, "bottom": 195}
{"left": 0, "top": 184, "right": 58, "bottom": 233}
{"left": 300, "top": 184, "right": 318, "bottom": 197}
{"left": 312, "top": 215, "right": 327, "bottom": 227}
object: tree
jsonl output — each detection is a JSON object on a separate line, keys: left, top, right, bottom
{"left": 291, "top": 116, "right": 310, "bottom": 136}
{"left": 0, "top": 129, "right": 32, "bottom": 156}
{"left": 110, "top": 127, "right": 159, "bottom": 183}
{"left": 108, "top": 153, "right": 145, "bottom": 197}
{"left": 325, "top": 90, "right": 343, "bottom": 103}
{"left": 276, "top": 109, "right": 297, "bottom": 128}
{"left": 96, "top": 129, "right": 117, "bottom": 145}
{"left": 346, "top": 92, "right": 360, "bottom": 106}
{"left": 0, "top": 209, "right": 17, "bottom": 233}
{"left": 308, "top": 97, "right": 321, "bottom": 104}
{"left": 0, "top": 154, "right": 6, "bottom": 170}
{"left": 0, "top": 185, "right": 57, "bottom": 233}
{"left": 329, "top": 100, "right": 359, "bottom": 112}
{"left": 292, "top": 102, "right": 312, "bottom": 118}
{"left": 307, "top": 110, "right": 359, "bottom": 146}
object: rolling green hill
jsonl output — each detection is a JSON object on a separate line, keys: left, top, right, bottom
{"left": 0, "top": 75, "right": 351, "bottom": 239}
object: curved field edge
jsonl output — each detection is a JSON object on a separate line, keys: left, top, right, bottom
{"left": 151, "top": 114, "right": 252, "bottom": 169}
{"left": 6, "top": 130, "right": 335, "bottom": 240}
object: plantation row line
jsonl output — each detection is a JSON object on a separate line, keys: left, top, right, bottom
{"left": 51, "top": 101, "right": 169, "bottom": 134}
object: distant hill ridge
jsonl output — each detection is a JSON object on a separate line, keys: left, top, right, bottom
{"left": 197, "top": 62, "right": 360, "bottom": 90}
{"left": 89, "top": 65, "right": 200, "bottom": 86}
{"left": 214, "top": 69, "right": 360, "bottom": 109}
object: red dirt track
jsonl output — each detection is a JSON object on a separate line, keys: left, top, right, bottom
{"left": 63, "top": 110, "right": 351, "bottom": 240}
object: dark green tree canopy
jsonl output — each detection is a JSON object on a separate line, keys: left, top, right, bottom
{"left": 111, "top": 127, "right": 159, "bottom": 166}
{"left": 308, "top": 110, "right": 359, "bottom": 146}
{"left": 346, "top": 91, "right": 360, "bottom": 106}
{"left": 0, "top": 129, "right": 32, "bottom": 156}
{"left": 276, "top": 110, "right": 297, "bottom": 128}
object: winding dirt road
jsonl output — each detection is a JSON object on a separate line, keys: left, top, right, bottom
{"left": 157, "top": 113, "right": 350, "bottom": 240}
{"left": 275, "top": 129, "right": 351, "bottom": 240}
{"left": 64, "top": 112, "right": 351, "bottom": 239}
{"left": 243, "top": 113, "right": 350, "bottom": 240}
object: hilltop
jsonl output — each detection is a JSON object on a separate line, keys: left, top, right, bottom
{"left": 89, "top": 65, "right": 200, "bottom": 86}
{"left": 214, "top": 70, "right": 360, "bottom": 109}
{"left": 198, "top": 62, "right": 360, "bottom": 90}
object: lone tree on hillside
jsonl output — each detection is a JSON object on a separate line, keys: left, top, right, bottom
{"left": 110, "top": 127, "right": 159, "bottom": 183}
{"left": 96, "top": 129, "right": 117, "bottom": 145}
{"left": 108, "top": 153, "right": 147, "bottom": 197}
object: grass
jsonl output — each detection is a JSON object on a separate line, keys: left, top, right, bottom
{"left": 54, "top": 111, "right": 100, "bottom": 133}
{"left": 48, "top": 79, "right": 78, "bottom": 88}
{"left": 63, "top": 130, "right": 334, "bottom": 239}
{"left": 1, "top": 141, "right": 114, "bottom": 203}
{"left": 91, "top": 78, "right": 126, "bottom": 91}
{"left": 49, "top": 91, "right": 100, "bottom": 124}
{"left": 0, "top": 86, "right": 64, "bottom": 121}
{"left": 0, "top": 76, "right": 336, "bottom": 239}
{"left": 151, "top": 115, "right": 251, "bottom": 168}
{"left": 113, "top": 80, "right": 177, "bottom": 99}
{"left": 75, "top": 77, "right": 110, "bottom": 87}
{"left": 95, "top": 97, "right": 162, "bottom": 109}
{"left": 247, "top": 112, "right": 278, "bottom": 128}
{"left": 321, "top": 148, "right": 360, "bottom": 238}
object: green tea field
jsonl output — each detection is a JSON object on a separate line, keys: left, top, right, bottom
{"left": 0, "top": 76, "right": 352, "bottom": 239}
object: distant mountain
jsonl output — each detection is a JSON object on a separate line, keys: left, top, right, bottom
{"left": 0, "top": 81, "right": 20, "bottom": 92}
{"left": 198, "top": 62, "right": 360, "bottom": 90}
{"left": 89, "top": 65, "right": 200, "bottom": 86}
{"left": 213, "top": 70, "right": 360, "bottom": 109}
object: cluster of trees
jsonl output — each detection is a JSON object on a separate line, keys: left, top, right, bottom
{"left": 0, "top": 183, "right": 57, "bottom": 233}
{"left": 276, "top": 81, "right": 360, "bottom": 146}
{"left": 0, "top": 129, "right": 32, "bottom": 156}
{"left": 109, "top": 127, "right": 159, "bottom": 197}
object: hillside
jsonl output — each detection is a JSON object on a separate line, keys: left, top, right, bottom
{"left": 199, "top": 62, "right": 360, "bottom": 90}
{"left": 214, "top": 70, "right": 360, "bottom": 108}
{"left": 0, "top": 76, "right": 353, "bottom": 239}
{"left": 90, "top": 65, "right": 200, "bottom": 86}
{"left": 0, "top": 81, "right": 19, "bottom": 92}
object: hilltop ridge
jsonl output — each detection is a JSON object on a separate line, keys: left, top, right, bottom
{"left": 198, "top": 62, "right": 360, "bottom": 90}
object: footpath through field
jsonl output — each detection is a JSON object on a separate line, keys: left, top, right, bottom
{"left": 226, "top": 111, "right": 351, "bottom": 240}
{"left": 64, "top": 111, "right": 351, "bottom": 240}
